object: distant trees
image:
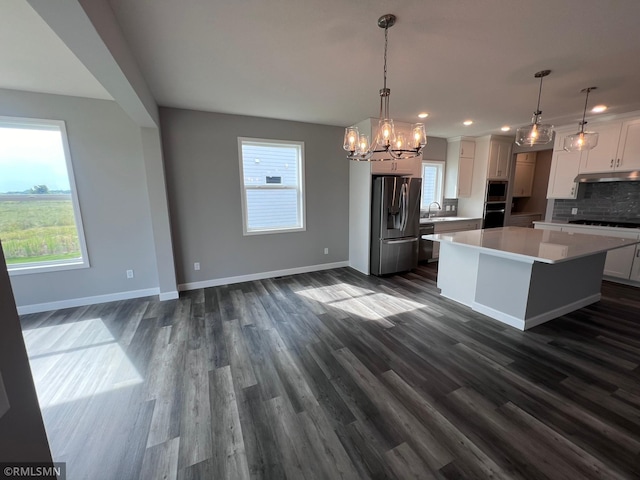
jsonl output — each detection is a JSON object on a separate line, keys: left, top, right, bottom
{"left": 30, "top": 185, "right": 49, "bottom": 194}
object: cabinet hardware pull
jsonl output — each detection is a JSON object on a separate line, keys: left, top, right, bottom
{"left": 616, "top": 158, "right": 621, "bottom": 167}
{"left": 610, "top": 158, "right": 614, "bottom": 167}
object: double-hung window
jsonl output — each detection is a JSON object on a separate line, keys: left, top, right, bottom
{"left": 238, "top": 138, "right": 306, "bottom": 235}
{"left": 0, "top": 116, "right": 89, "bottom": 274}
{"left": 420, "top": 161, "right": 445, "bottom": 209}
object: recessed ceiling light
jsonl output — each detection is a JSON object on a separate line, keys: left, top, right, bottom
{"left": 501, "top": 126, "right": 511, "bottom": 132}
{"left": 418, "top": 112, "right": 429, "bottom": 118}
{"left": 591, "top": 105, "right": 607, "bottom": 113}
{"left": 463, "top": 120, "right": 473, "bottom": 126}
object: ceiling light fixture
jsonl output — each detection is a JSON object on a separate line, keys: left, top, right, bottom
{"left": 501, "top": 126, "right": 511, "bottom": 132}
{"left": 591, "top": 105, "right": 607, "bottom": 113}
{"left": 563, "top": 87, "right": 599, "bottom": 152}
{"left": 463, "top": 120, "right": 473, "bottom": 126}
{"left": 515, "top": 70, "right": 554, "bottom": 147}
{"left": 343, "top": 14, "right": 426, "bottom": 161}
{"left": 418, "top": 113, "right": 429, "bottom": 119}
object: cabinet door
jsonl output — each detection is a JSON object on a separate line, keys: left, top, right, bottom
{"left": 630, "top": 246, "right": 640, "bottom": 282}
{"left": 513, "top": 160, "right": 535, "bottom": 197}
{"left": 547, "top": 150, "right": 581, "bottom": 199}
{"left": 487, "top": 141, "right": 511, "bottom": 179}
{"left": 457, "top": 156, "right": 474, "bottom": 197}
{"left": 371, "top": 160, "right": 395, "bottom": 174}
{"left": 394, "top": 157, "right": 420, "bottom": 176}
{"left": 460, "top": 140, "right": 475, "bottom": 158}
{"left": 579, "top": 122, "right": 621, "bottom": 173}
{"left": 618, "top": 118, "right": 640, "bottom": 170}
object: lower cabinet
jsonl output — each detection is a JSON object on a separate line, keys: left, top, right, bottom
{"left": 432, "top": 219, "right": 482, "bottom": 260}
{"left": 536, "top": 223, "right": 640, "bottom": 280}
{"left": 506, "top": 213, "right": 541, "bottom": 228}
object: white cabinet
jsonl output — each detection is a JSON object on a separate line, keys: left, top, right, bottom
{"left": 513, "top": 153, "right": 536, "bottom": 197}
{"left": 432, "top": 218, "right": 482, "bottom": 259}
{"left": 445, "top": 139, "right": 475, "bottom": 198}
{"left": 537, "top": 223, "right": 640, "bottom": 280}
{"left": 547, "top": 150, "right": 581, "bottom": 199}
{"left": 580, "top": 118, "right": 640, "bottom": 173}
{"left": 371, "top": 157, "right": 421, "bottom": 176}
{"left": 487, "top": 139, "right": 511, "bottom": 180}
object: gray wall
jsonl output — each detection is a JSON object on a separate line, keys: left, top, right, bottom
{"left": 160, "top": 108, "right": 349, "bottom": 285}
{"left": 0, "top": 242, "right": 53, "bottom": 463}
{"left": 553, "top": 181, "right": 640, "bottom": 222}
{"left": 0, "top": 89, "right": 159, "bottom": 307}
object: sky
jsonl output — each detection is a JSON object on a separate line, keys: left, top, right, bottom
{"left": 0, "top": 126, "right": 71, "bottom": 193}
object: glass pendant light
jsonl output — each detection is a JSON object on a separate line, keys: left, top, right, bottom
{"left": 342, "top": 14, "right": 427, "bottom": 161}
{"left": 515, "top": 70, "right": 554, "bottom": 147}
{"left": 563, "top": 87, "right": 599, "bottom": 152}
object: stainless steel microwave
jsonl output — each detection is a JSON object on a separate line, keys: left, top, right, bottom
{"left": 486, "top": 180, "right": 508, "bottom": 202}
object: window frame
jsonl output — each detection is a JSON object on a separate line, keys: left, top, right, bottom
{"left": 0, "top": 116, "right": 90, "bottom": 276}
{"left": 420, "top": 160, "right": 445, "bottom": 210}
{"left": 238, "top": 137, "right": 306, "bottom": 236}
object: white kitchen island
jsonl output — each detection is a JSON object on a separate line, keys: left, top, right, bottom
{"left": 424, "top": 226, "right": 640, "bottom": 330}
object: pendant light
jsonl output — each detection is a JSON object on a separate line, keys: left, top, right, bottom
{"left": 343, "top": 14, "right": 427, "bottom": 161}
{"left": 563, "top": 87, "right": 599, "bottom": 152}
{"left": 515, "top": 70, "right": 554, "bottom": 147}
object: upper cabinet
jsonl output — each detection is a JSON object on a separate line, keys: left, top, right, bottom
{"left": 445, "top": 138, "right": 475, "bottom": 198}
{"left": 580, "top": 118, "right": 640, "bottom": 173}
{"left": 547, "top": 128, "right": 582, "bottom": 199}
{"left": 487, "top": 139, "right": 512, "bottom": 180}
{"left": 355, "top": 118, "right": 423, "bottom": 177}
{"left": 513, "top": 152, "right": 536, "bottom": 197}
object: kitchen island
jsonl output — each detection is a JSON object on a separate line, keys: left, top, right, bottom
{"left": 424, "top": 226, "right": 640, "bottom": 330}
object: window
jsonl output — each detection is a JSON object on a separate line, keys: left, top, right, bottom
{"left": 421, "top": 161, "right": 445, "bottom": 209}
{"left": 0, "top": 116, "right": 89, "bottom": 274}
{"left": 238, "top": 138, "right": 305, "bottom": 235}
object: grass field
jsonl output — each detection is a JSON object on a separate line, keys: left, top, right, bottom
{"left": 0, "top": 196, "right": 81, "bottom": 265}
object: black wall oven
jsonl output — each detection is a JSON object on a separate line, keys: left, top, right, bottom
{"left": 486, "top": 180, "right": 508, "bottom": 202}
{"left": 484, "top": 202, "right": 506, "bottom": 229}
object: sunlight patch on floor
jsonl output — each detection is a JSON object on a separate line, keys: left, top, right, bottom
{"left": 23, "top": 318, "right": 143, "bottom": 407}
{"left": 294, "top": 283, "right": 424, "bottom": 321}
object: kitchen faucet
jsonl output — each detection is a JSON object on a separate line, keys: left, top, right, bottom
{"left": 428, "top": 201, "right": 441, "bottom": 218}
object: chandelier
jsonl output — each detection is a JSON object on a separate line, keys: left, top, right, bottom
{"left": 563, "top": 87, "right": 599, "bottom": 152}
{"left": 515, "top": 70, "right": 554, "bottom": 147}
{"left": 343, "top": 14, "right": 427, "bottom": 161}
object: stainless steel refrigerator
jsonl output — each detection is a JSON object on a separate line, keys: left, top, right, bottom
{"left": 370, "top": 176, "right": 422, "bottom": 276}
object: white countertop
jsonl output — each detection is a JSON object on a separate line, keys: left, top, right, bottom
{"left": 419, "top": 216, "right": 481, "bottom": 224}
{"left": 424, "top": 226, "right": 640, "bottom": 264}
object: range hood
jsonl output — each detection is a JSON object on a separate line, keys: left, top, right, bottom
{"left": 574, "top": 170, "right": 640, "bottom": 183}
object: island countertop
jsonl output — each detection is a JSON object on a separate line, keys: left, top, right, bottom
{"left": 424, "top": 226, "right": 640, "bottom": 264}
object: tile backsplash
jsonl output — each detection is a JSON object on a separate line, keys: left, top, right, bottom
{"left": 553, "top": 181, "right": 640, "bottom": 222}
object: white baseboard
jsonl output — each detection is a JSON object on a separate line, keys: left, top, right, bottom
{"left": 178, "top": 261, "right": 349, "bottom": 292}
{"left": 17, "top": 288, "right": 160, "bottom": 315}
{"left": 159, "top": 291, "right": 179, "bottom": 301}
{"left": 472, "top": 293, "right": 601, "bottom": 331}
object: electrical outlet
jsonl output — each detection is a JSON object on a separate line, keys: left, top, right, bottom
{"left": 126, "top": 269, "right": 134, "bottom": 279}
{"left": 323, "top": 248, "right": 329, "bottom": 255}
{"left": 571, "top": 208, "right": 578, "bottom": 215}
{"left": 452, "top": 205, "right": 456, "bottom": 211}
{"left": 194, "top": 262, "right": 200, "bottom": 271}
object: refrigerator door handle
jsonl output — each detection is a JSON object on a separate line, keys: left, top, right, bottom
{"left": 383, "top": 237, "right": 419, "bottom": 245}
{"left": 400, "top": 183, "right": 408, "bottom": 232}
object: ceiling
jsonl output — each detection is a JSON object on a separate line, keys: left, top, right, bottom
{"left": 5, "top": 0, "right": 640, "bottom": 139}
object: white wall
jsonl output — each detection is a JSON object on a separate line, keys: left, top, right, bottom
{"left": 160, "top": 107, "right": 349, "bottom": 288}
{"left": 0, "top": 89, "right": 159, "bottom": 310}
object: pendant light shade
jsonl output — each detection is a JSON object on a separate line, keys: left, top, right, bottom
{"left": 343, "top": 14, "right": 427, "bottom": 161}
{"left": 563, "top": 87, "right": 599, "bottom": 152}
{"left": 515, "top": 70, "right": 554, "bottom": 147}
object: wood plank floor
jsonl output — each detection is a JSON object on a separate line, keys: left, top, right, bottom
{"left": 20, "top": 263, "right": 640, "bottom": 479}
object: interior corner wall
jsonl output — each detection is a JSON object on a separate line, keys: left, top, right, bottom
{"left": 160, "top": 107, "right": 349, "bottom": 286}
{"left": 0, "top": 242, "right": 53, "bottom": 463}
{"left": 0, "top": 89, "right": 159, "bottom": 309}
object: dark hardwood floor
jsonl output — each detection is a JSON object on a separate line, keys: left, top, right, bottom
{"left": 20, "top": 263, "right": 640, "bottom": 479}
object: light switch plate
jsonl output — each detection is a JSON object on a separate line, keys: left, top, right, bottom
{"left": 571, "top": 208, "right": 578, "bottom": 215}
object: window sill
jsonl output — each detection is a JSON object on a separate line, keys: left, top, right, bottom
{"left": 243, "top": 226, "right": 306, "bottom": 236}
{"left": 7, "top": 259, "right": 90, "bottom": 276}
